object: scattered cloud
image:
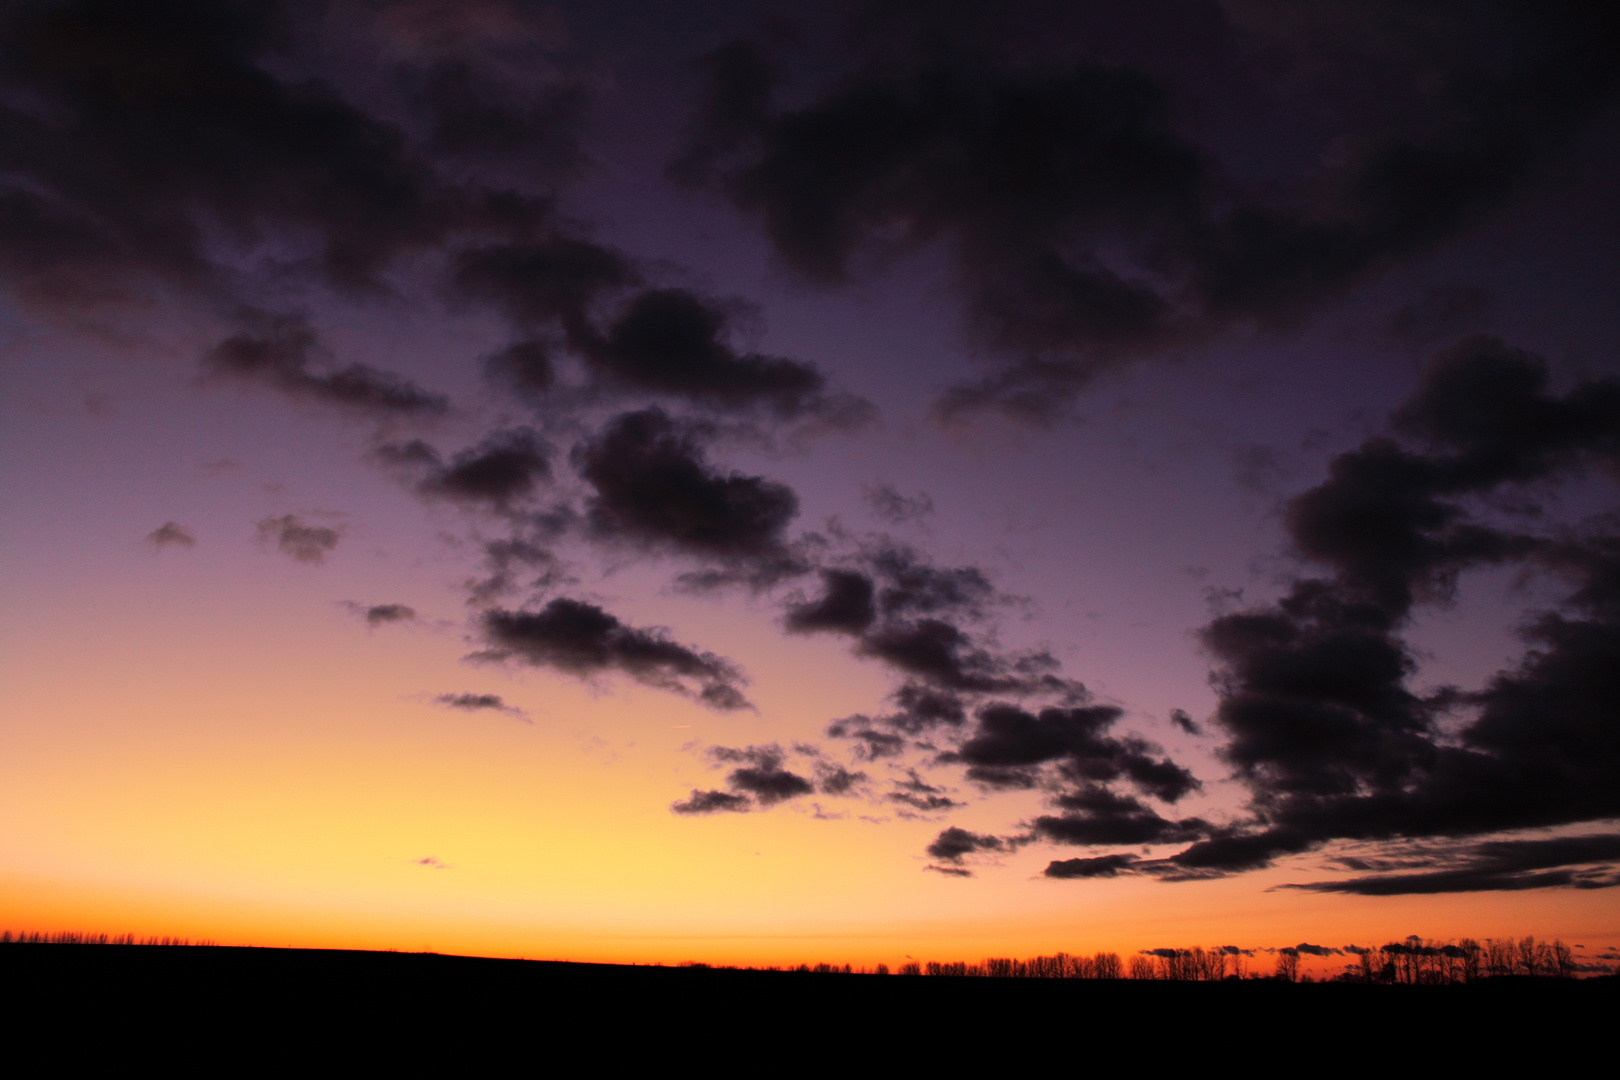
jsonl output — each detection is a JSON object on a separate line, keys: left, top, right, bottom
{"left": 712, "top": 744, "right": 815, "bottom": 805}
{"left": 577, "top": 408, "right": 801, "bottom": 571}
{"left": 145, "top": 522, "right": 196, "bottom": 550}
{"left": 342, "top": 602, "right": 417, "bottom": 626}
{"left": 475, "top": 597, "right": 752, "bottom": 710}
{"left": 1281, "top": 833, "right": 1620, "bottom": 896}
{"left": 432, "top": 691, "right": 530, "bottom": 722}
{"left": 671, "top": 789, "right": 751, "bottom": 815}
{"left": 1045, "top": 853, "right": 1139, "bottom": 879}
{"left": 256, "top": 514, "right": 341, "bottom": 564}
{"left": 380, "top": 429, "right": 552, "bottom": 512}
{"left": 205, "top": 314, "right": 448, "bottom": 418}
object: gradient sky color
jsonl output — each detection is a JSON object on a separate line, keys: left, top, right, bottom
{"left": 2, "top": 0, "right": 1617, "bottom": 975}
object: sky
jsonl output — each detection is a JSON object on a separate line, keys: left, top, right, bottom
{"left": 1, "top": 0, "right": 1617, "bottom": 973}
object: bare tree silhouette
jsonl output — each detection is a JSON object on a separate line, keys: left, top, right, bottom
{"left": 4, "top": 928, "right": 1585, "bottom": 981}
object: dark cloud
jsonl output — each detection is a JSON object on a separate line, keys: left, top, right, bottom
{"left": 405, "top": 429, "right": 552, "bottom": 510}
{"left": 886, "top": 684, "right": 967, "bottom": 731}
{"left": 816, "top": 762, "right": 868, "bottom": 796}
{"left": 730, "top": 770, "right": 813, "bottom": 804}
{"left": 1044, "top": 853, "right": 1139, "bottom": 879}
{"left": 581, "top": 288, "right": 829, "bottom": 417}
{"left": 1165, "top": 829, "right": 1312, "bottom": 875}
{"left": 1288, "top": 867, "right": 1594, "bottom": 896}
{"left": 347, "top": 602, "right": 416, "bottom": 626}
{"left": 464, "top": 237, "right": 870, "bottom": 435}
{"left": 926, "top": 826, "right": 1007, "bottom": 863}
{"left": 887, "top": 769, "right": 961, "bottom": 813}
{"left": 1042, "top": 829, "right": 1308, "bottom": 884}
{"left": 390, "top": 19, "right": 590, "bottom": 187}
{"left": 785, "top": 570, "right": 877, "bottom": 635}
{"left": 1284, "top": 833, "right": 1620, "bottom": 896}
{"left": 711, "top": 744, "right": 815, "bottom": 805}
{"left": 824, "top": 718, "right": 907, "bottom": 761}
{"left": 1200, "top": 580, "right": 1433, "bottom": 799}
{"left": 256, "top": 514, "right": 340, "bottom": 564}
{"left": 889, "top": 792, "right": 961, "bottom": 813}
{"left": 870, "top": 545, "right": 995, "bottom": 620}
{"left": 805, "top": 547, "right": 1171, "bottom": 857}
{"left": 1178, "top": 337, "right": 1620, "bottom": 881}
{"left": 671, "top": 789, "right": 751, "bottom": 815}
{"left": 1169, "top": 709, "right": 1202, "bottom": 737}
{"left": 0, "top": 0, "right": 567, "bottom": 316}
{"left": 803, "top": 545, "right": 1059, "bottom": 716}
{"left": 576, "top": 407, "right": 800, "bottom": 568}
{"left": 435, "top": 692, "right": 506, "bottom": 711}
{"left": 366, "top": 603, "right": 416, "bottom": 625}
{"left": 925, "top": 864, "right": 974, "bottom": 877}
{"left": 1392, "top": 336, "right": 1620, "bottom": 481}
{"left": 452, "top": 236, "right": 638, "bottom": 341}
{"left": 0, "top": 0, "right": 758, "bottom": 459}
{"left": 678, "top": 45, "right": 1201, "bottom": 340}
{"left": 145, "top": 521, "right": 196, "bottom": 549}
{"left": 676, "top": 10, "right": 1620, "bottom": 423}
{"left": 666, "top": 37, "right": 780, "bottom": 189}
{"left": 672, "top": 744, "right": 862, "bottom": 812}
{"left": 1033, "top": 786, "right": 1207, "bottom": 848}
{"left": 433, "top": 692, "right": 526, "bottom": 721}
{"left": 944, "top": 703, "right": 1199, "bottom": 802}
{"left": 1290, "top": 944, "right": 1342, "bottom": 957}
{"left": 204, "top": 315, "right": 448, "bottom": 418}
{"left": 1266, "top": 333, "right": 1620, "bottom": 611}
{"left": 476, "top": 597, "right": 751, "bottom": 710}
{"left": 856, "top": 620, "right": 1019, "bottom": 693}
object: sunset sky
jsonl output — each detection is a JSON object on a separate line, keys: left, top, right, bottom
{"left": 2, "top": 0, "right": 1617, "bottom": 974}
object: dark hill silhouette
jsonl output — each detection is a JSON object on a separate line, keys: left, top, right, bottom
{"left": 2, "top": 942, "right": 1612, "bottom": 1067}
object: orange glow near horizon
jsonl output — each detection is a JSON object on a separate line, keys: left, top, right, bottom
{"left": 2, "top": 547, "right": 1616, "bottom": 977}
{"left": 5, "top": 861, "right": 1616, "bottom": 975}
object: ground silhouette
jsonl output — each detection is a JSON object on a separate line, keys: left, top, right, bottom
{"left": 3, "top": 942, "right": 1612, "bottom": 1066}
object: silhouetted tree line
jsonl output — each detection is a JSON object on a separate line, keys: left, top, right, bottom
{"left": 8, "top": 930, "right": 1596, "bottom": 979}
{"left": 902, "top": 953, "right": 1127, "bottom": 979}
{"left": 1149, "top": 936, "right": 1581, "bottom": 983}
{"left": 1, "top": 931, "right": 213, "bottom": 946}
{"left": 690, "top": 953, "right": 1127, "bottom": 978}
{"left": 697, "top": 937, "right": 1596, "bottom": 981}
{"left": 1335, "top": 936, "right": 1576, "bottom": 984}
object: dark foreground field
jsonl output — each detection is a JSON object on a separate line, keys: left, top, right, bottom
{"left": 3, "top": 945, "right": 1611, "bottom": 1064}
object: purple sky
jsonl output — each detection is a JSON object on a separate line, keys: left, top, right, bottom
{"left": 2, "top": 2, "right": 1618, "bottom": 956}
